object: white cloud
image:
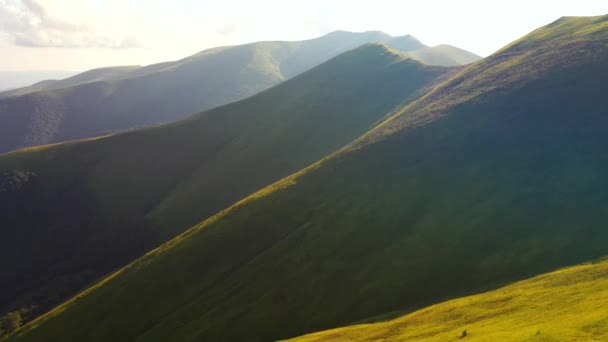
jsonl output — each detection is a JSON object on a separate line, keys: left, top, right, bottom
{"left": 0, "top": 0, "right": 139, "bottom": 48}
{"left": 0, "top": 0, "right": 606, "bottom": 72}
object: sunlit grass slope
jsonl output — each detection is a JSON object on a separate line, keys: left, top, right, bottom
{"left": 0, "top": 44, "right": 450, "bottom": 325}
{"left": 5, "top": 15, "right": 607, "bottom": 342}
{"left": 359, "top": 15, "right": 608, "bottom": 144}
{"left": 289, "top": 260, "right": 608, "bottom": 342}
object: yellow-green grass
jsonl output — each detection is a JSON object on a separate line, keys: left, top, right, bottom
{"left": 497, "top": 15, "right": 608, "bottom": 54}
{"left": 289, "top": 260, "right": 608, "bottom": 342}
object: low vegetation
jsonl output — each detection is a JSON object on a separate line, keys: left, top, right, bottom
{"left": 289, "top": 260, "right": 608, "bottom": 341}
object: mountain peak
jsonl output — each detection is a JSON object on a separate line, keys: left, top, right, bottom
{"left": 341, "top": 43, "right": 409, "bottom": 63}
{"left": 386, "top": 34, "right": 427, "bottom": 51}
{"left": 322, "top": 30, "right": 392, "bottom": 40}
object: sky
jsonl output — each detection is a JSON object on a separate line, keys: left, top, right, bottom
{"left": 0, "top": 0, "right": 607, "bottom": 75}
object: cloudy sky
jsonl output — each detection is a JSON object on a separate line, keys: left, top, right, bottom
{"left": 1, "top": 0, "right": 607, "bottom": 74}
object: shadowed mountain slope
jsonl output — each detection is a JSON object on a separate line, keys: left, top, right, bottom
{"left": 4, "top": 14, "right": 607, "bottom": 342}
{"left": 0, "top": 44, "right": 451, "bottom": 329}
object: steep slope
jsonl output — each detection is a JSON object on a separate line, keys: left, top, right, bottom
{"left": 4, "top": 15, "right": 606, "bottom": 342}
{"left": 290, "top": 259, "right": 608, "bottom": 341}
{"left": 0, "top": 45, "right": 451, "bottom": 330}
{"left": 0, "top": 31, "right": 479, "bottom": 154}
{"left": 0, "top": 66, "right": 141, "bottom": 99}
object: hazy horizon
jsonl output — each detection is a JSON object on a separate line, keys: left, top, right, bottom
{"left": 0, "top": 0, "right": 606, "bottom": 78}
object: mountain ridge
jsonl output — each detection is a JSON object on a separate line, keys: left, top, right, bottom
{"left": 0, "top": 31, "right": 480, "bottom": 155}
{"left": 0, "top": 42, "right": 453, "bottom": 330}
{"left": 0, "top": 66, "right": 141, "bottom": 99}
{"left": 3, "top": 15, "right": 607, "bottom": 342}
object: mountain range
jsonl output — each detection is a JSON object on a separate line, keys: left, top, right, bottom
{"left": 0, "top": 31, "right": 479, "bottom": 155}
{"left": 1, "top": 14, "right": 608, "bottom": 342}
{"left": 0, "top": 39, "right": 455, "bottom": 329}
{"left": 0, "top": 71, "right": 77, "bottom": 92}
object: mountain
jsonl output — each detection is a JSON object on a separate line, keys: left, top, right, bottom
{"left": 383, "top": 35, "right": 481, "bottom": 66}
{"left": 384, "top": 34, "right": 427, "bottom": 51}
{"left": 290, "top": 259, "right": 608, "bottom": 341}
{"left": 0, "top": 43, "right": 453, "bottom": 331}
{"left": 3, "top": 15, "right": 606, "bottom": 342}
{"left": 407, "top": 44, "right": 482, "bottom": 66}
{"left": 0, "top": 66, "right": 141, "bottom": 99}
{"left": 0, "top": 71, "right": 77, "bottom": 91}
{"left": 0, "top": 31, "right": 480, "bottom": 155}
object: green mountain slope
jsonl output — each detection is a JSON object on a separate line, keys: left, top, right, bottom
{"left": 5, "top": 15, "right": 607, "bottom": 342}
{"left": 0, "top": 44, "right": 451, "bottom": 329}
{"left": 289, "top": 259, "right": 608, "bottom": 341}
{"left": 0, "top": 31, "right": 478, "bottom": 155}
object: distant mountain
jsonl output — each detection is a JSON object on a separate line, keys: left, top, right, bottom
{"left": 385, "top": 34, "right": 427, "bottom": 51}
{"left": 0, "top": 66, "right": 141, "bottom": 99}
{"left": 0, "top": 42, "right": 453, "bottom": 330}
{"left": 0, "top": 71, "right": 77, "bottom": 91}
{"left": 384, "top": 35, "right": 483, "bottom": 66}
{"left": 0, "top": 31, "right": 480, "bottom": 155}
{"left": 290, "top": 260, "right": 608, "bottom": 341}
{"left": 408, "top": 44, "right": 482, "bottom": 66}
{"left": 3, "top": 15, "right": 607, "bottom": 342}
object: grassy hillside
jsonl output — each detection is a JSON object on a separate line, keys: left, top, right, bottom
{"left": 0, "top": 44, "right": 451, "bottom": 330}
{"left": 4, "top": 15, "right": 607, "bottom": 342}
{"left": 289, "top": 259, "right": 608, "bottom": 341}
{"left": 0, "top": 31, "right": 478, "bottom": 155}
